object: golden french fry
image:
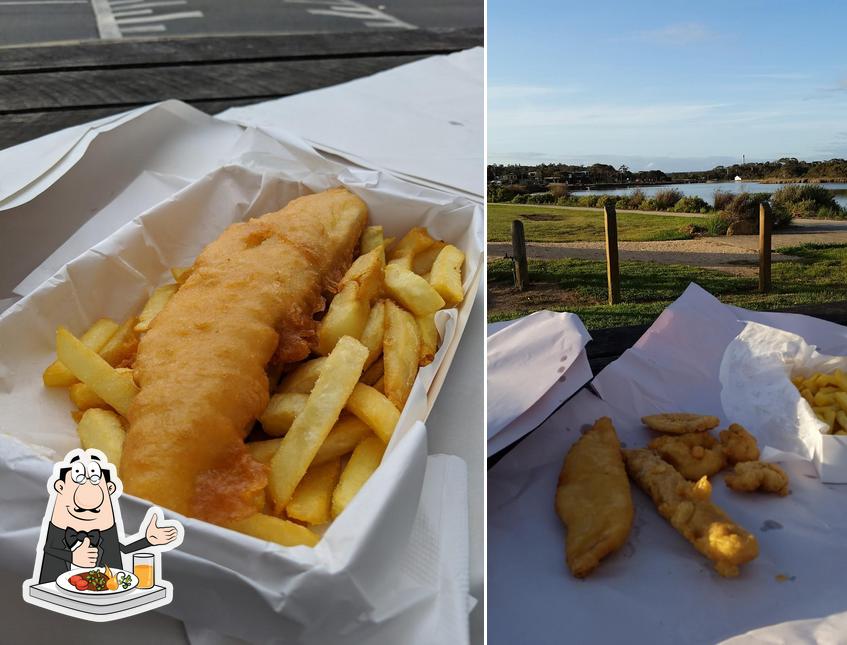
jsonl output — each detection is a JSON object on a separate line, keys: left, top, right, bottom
{"left": 360, "top": 226, "right": 385, "bottom": 256}
{"left": 814, "top": 391, "right": 836, "bottom": 406}
{"left": 383, "top": 301, "right": 420, "bottom": 409}
{"left": 833, "top": 370, "right": 847, "bottom": 392}
{"left": 56, "top": 328, "right": 139, "bottom": 416}
{"left": 69, "top": 368, "right": 134, "bottom": 411}
{"left": 247, "top": 416, "right": 371, "bottom": 467}
{"left": 360, "top": 358, "right": 384, "bottom": 386}
{"left": 43, "top": 318, "right": 119, "bottom": 387}
{"left": 76, "top": 408, "right": 126, "bottom": 467}
{"left": 268, "top": 336, "right": 368, "bottom": 512}
{"left": 260, "top": 392, "right": 309, "bottom": 436}
{"left": 373, "top": 376, "right": 385, "bottom": 393}
{"left": 412, "top": 240, "right": 447, "bottom": 276}
{"left": 834, "top": 391, "right": 847, "bottom": 413}
{"left": 226, "top": 514, "right": 319, "bottom": 548}
{"left": 801, "top": 389, "right": 814, "bottom": 405}
{"left": 170, "top": 267, "right": 193, "bottom": 284}
{"left": 338, "top": 247, "right": 385, "bottom": 302}
{"left": 837, "top": 410, "right": 847, "bottom": 432}
{"left": 416, "top": 313, "right": 438, "bottom": 366}
{"left": 790, "top": 375, "right": 805, "bottom": 388}
{"left": 331, "top": 437, "right": 385, "bottom": 519}
{"left": 388, "top": 227, "right": 435, "bottom": 261}
{"left": 287, "top": 458, "right": 342, "bottom": 525}
{"left": 99, "top": 317, "right": 140, "bottom": 368}
{"left": 359, "top": 300, "right": 385, "bottom": 370}
{"left": 277, "top": 357, "right": 327, "bottom": 394}
{"left": 387, "top": 255, "right": 414, "bottom": 271}
{"left": 384, "top": 264, "right": 445, "bottom": 316}
{"left": 821, "top": 408, "right": 837, "bottom": 433}
{"left": 345, "top": 383, "right": 400, "bottom": 443}
{"left": 134, "top": 283, "right": 178, "bottom": 333}
{"left": 429, "top": 244, "right": 465, "bottom": 307}
{"left": 316, "top": 282, "right": 371, "bottom": 355}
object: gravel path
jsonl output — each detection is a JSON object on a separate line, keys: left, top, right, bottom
{"left": 488, "top": 219, "right": 847, "bottom": 275}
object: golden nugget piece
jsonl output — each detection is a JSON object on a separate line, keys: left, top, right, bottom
{"left": 648, "top": 432, "right": 726, "bottom": 481}
{"left": 555, "top": 417, "right": 633, "bottom": 578}
{"left": 719, "top": 424, "right": 760, "bottom": 465}
{"left": 725, "top": 462, "right": 789, "bottom": 496}
{"left": 122, "top": 188, "right": 368, "bottom": 522}
{"left": 624, "top": 449, "right": 758, "bottom": 577}
{"left": 641, "top": 413, "right": 720, "bottom": 434}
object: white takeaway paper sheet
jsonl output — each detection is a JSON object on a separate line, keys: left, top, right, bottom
{"left": 489, "top": 284, "right": 847, "bottom": 645}
{"left": 218, "top": 48, "right": 484, "bottom": 198}
{"left": 0, "top": 124, "right": 482, "bottom": 643}
{"left": 486, "top": 311, "right": 592, "bottom": 456}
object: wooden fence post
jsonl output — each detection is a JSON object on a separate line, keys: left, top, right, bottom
{"left": 511, "top": 219, "right": 529, "bottom": 291}
{"left": 604, "top": 203, "right": 621, "bottom": 304}
{"left": 759, "top": 202, "right": 772, "bottom": 294}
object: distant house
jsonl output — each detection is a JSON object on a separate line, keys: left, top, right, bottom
{"left": 501, "top": 172, "right": 518, "bottom": 183}
{"left": 734, "top": 175, "right": 742, "bottom": 181}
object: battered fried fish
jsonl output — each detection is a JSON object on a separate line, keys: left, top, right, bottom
{"left": 725, "top": 461, "right": 789, "bottom": 496}
{"left": 555, "top": 417, "right": 633, "bottom": 578}
{"left": 641, "top": 413, "right": 720, "bottom": 435}
{"left": 648, "top": 432, "right": 726, "bottom": 481}
{"left": 719, "top": 424, "right": 760, "bottom": 465}
{"left": 624, "top": 448, "right": 759, "bottom": 577}
{"left": 122, "top": 188, "right": 368, "bottom": 522}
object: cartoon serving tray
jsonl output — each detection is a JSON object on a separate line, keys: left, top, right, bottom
{"left": 22, "top": 448, "right": 184, "bottom": 622}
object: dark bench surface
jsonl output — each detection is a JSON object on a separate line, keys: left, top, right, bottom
{"left": 489, "top": 300, "right": 847, "bottom": 468}
{"left": 0, "top": 27, "right": 482, "bottom": 151}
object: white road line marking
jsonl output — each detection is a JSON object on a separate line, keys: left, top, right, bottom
{"left": 90, "top": 0, "right": 122, "bottom": 38}
{"left": 114, "top": 9, "right": 201, "bottom": 23}
{"left": 0, "top": 1, "right": 87, "bottom": 4}
{"left": 112, "top": 7, "right": 152, "bottom": 16}
{"left": 295, "top": 0, "right": 414, "bottom": 29}
{"left": 110, "top": 0, "right": 186, "bottom": 9}
{"left": 120, "top": 24, "right": 165, "bottom": 32}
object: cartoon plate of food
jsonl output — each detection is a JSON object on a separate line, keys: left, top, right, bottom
{"left": 56, "top": 566, "right": 138, "bottom": 595}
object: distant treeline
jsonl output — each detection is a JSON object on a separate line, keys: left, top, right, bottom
{"left": 488, "top": 158, "right": 847, "bottom": 189}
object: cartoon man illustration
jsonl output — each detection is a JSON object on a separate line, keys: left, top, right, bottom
{"left": 38, "top": 451, "right": 178, "bottom": 582}
{"left": 24, "top": 448, "right": 184, "bottom": 621}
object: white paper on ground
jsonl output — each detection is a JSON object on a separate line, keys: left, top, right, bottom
{"left": 0, "top": 129, "right": 482, "bottom": 642}
{"left": 486, "top": 311, "right": 591, "bottom": 455}
{"left": 489, "top": 284, "right": 847, "bottom": 644}
{"left": 218, "top": 48, "right": 484, "bottom": 198}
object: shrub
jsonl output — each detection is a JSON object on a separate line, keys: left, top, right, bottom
{"left": 556, "top": 196, "right": 575, "bottom": 206}
{"left": 576, "top": 195, "right": 600, "bottom": 208}
{"left": 548, "top": 183, "right": 570, "bottom": 199}
{"left": 488, "top": 186, "right": 516, "bottom": 202}
{"left": 652, "top": 188, "right": 684, "bottom": 210}
{"left": 596, "top": 195, "right": 620, "bottom": 208}
{"left": 642, "top": 198, "right": 658, "bottom": 210}
{"left": 721, "top": 192, "right": 791, "bottom": 229}
{"left": 771, "top": 185, "right": 844, "bottom": 220}
{"left": 672, "top": 196, "right": 711, "bottom": 213}
{"left": 618, "top": 188, "right": 646, "bottom": 210}
{"left": 713, "top": 190, "right": 734, "bottom": 211}
{"left": 679, "top": 223, "right": 707, "bottom": 238}
{"left": 704, "top": 213, "right": 731, "bottom": 236}
{"left": 526, "top": 192, "right": 555, "bottom": 204}
{"left": 511, "top": 194, "right": 528, "bottom": 204}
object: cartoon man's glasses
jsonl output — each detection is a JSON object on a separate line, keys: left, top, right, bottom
{"left": 70, "top": 460, "right": 103, "bottom": 485}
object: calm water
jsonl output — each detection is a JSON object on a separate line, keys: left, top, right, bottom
{"left": 572, "top": 181, "right": 847, "bottom": 209}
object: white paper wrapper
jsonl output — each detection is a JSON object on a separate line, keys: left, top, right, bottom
{"left": 486, "top": 311, "right": 592, "bottom": 456}
{"left": 721, "top": 321, "right": 847, "bottom": 481}
{"left": 489, "top": 285, "right": 847, "bottom": 644}
{"left": 0, "top": 126, "right": 482, "bottom": 642}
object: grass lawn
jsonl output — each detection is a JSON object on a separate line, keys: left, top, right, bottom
{"left": 488, "top": 243, "right": 847, "bottom": 329}
{"left": 488, "top": 203, "right": 704, "bottom": 243}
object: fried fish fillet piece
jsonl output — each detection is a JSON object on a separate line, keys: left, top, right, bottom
{"left": 642, "top": 413, "right": 720, "bottom": 435}
{"left": 555, "top": 417, "right": 633, "bottom": 578}
{"left": 725, "top": 461, "right": 789, "bottom": 496}
{"left": 122, "top": 188, "right": 368, "bottom": 522}
{"left": 719, "top": 424, "right": 760, "bottom": 465}
{"left": 624, "top": 448, "right": 758, "bottom": 577}
{"left": 648, "top": 432, "right": 726, "bottom": 481}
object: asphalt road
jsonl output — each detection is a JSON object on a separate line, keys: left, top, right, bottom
{"left": 0, "top": 0, "right": 481, "bottom": 46}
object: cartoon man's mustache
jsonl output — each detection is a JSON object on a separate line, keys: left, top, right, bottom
{"left": 73, "top": 506, "right": 100, "bottom": 513}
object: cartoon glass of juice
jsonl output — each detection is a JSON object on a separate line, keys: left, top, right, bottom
{"left": 133, "top": 553, "right": 155, "bottom": 589}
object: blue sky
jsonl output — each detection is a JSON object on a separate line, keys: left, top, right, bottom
{"left": 488, "top": 0, "right": 847, "bottom": 171}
